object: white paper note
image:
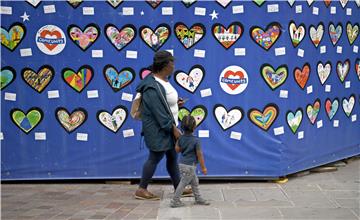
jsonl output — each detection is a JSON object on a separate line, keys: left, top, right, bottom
{"left": 317, "top": 120, "right": 323, "bottom": 128}
{"left": 353, "top": 45, "right": 359, "bottom": 53}
{"left": 123, "top": 129, "right": 135, "bottom": 138}
{"left": 279, "top": 90, "right": 288, "bottom": 98}
{"left": 234, "top": 48, "right": 246, "bottom": 56}
{"left": 0, "top": 132, "right": 3, "bottom": 140}
{"left": 162, "top": 7, "right": 173, "bottom": 15}
{"left": 336, "top": 46, "right": 342, "bottom": 54}
{"left": 122, "top": 7, "right": 134, "bottom": 15}
{"left": 92, "top": 50, "right": 103, "bottom": 58}
{"left": 194, "top": 7, "right": 206, "bottom": 16}
{"left": 20, "top": 48, "right": 32, "bottom": 57}
{"left": 345, "top": 81, "right": 351, "bottom": 88}
{"left": 325, "top": 85, "right": 331, "bottom": 92}
{"left": 298, "top": 131, "right": 304, "bottom": 139}
{"left": 48, "top": 90, "right": 59, "bottom": 99}
{"left": 295, "top": 5, "right": 302, "bottom": 13}
{"left": 267, "top": 4, "right": 279, "bottom": 13}
{"left": 352, "top": 114, "right": 357, "bottom": 122}
{"left": 77, "top": 133, "right": 88, "bottom": 141}
{"left": 43, "top": 5, "right": 56, "bottom": 14}
{"left": 166, "top": 49, "right": 174, "bottom": 55}
{"left": 126, "top": 50, "right": 138, "bottom": 59}
{"left": 35, "top": 132, "right": 46, "bottom": 140}
{"left": 297, "top": 48, "right": 304, "bottom": 57}
{"left": 307, "top": 85, "right": 313, "bottom": 94}
{"left": 0, "top": 6, "right": 12, "bottom": 15}
{"left": 198, "top": 130, "right": 209, "bottom": 138}
{"left": 200, "top": 88, "right": 212, "bottom": 98}
{"left": 346, "top": 8, "right": 352, "bottom": 15}
{"left": 87, "top": 90, "right": 99, "bottom": 98}
{"left": 275, "top": 47, "right": 286, "bottom": 56}
{"left": 274, "top": 126, "right": 284, "bottom": 136}
{"left": 4, "top": 92, "right": 16, "bottom": 101}
{"left": 83, "top": 7, "right": 94, "bottom": 15}
{"left": 320, "top": 46, "right": 326, "bottom": 54}
{"left": 333, "top": 120, "right": 339, "bottom": 127}
{"left": 121, "top": 92, "right": 133, "bottom": 102}
{"left": 230, "top": 131, "right": 242, "bottom": 140}
{"left": 312, "top": 7, "right": 319, "bottom": 15}
{"left": 330, "top": 6, "right": 336, "bottom": 14}
{"left": 194, "top": 49, "right": 205, "bottom": 58}
{"left": 232, "top": 5, "right": 244, "bottom": 14}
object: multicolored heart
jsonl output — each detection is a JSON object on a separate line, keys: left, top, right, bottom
{"left": 286, "top": 109, "right": 303, "bottom": 134}
{"left": 107, "top": 0, "right": 123, "bottom": 8}
{"left": 68, "top": 24, "right": 100, "bottom": 51}
{"left": 103, "top": 65, "right": 135, "bottom": 92}
{"left": 97, "top": 105, "right": 127, "bottom": 133}
{"left": 250, "top": 22, "right": 281, "bottom": 51}
{"left": 174, "top": 65, "right": 204, "bottom": 93}
{"left": 346, "top": 22, "right": 359, "bottom": 46}
{"left": 212, "top": 22, "right": 243, "bottom": 49}
{"left": 289, "top": 21, "right": 306, "bottom": 48}
{"left": 175, "top": 22, "right": 205, "bottom": 49}
{"left": 336, "top": 59, "right": 350, "bottom": 83}
{"left": 1, "top": 22, "right": 26, "bottom": 51}
{"left": 105, "top": 24, "right": 136, "bottom": 51}
{"left": 355, "top": 58, "right": 360, "bottom": 81}
{"left": 325, "top": 98, "right": 339, "bottom": 121}
{"left": 309, "top": 23, "right": 324, "bottom": 48}
{"left": 22, "top": 65, "right": 54, "bottom": 93}
{"left": 317, "top": 61, "right": 331, "bottom": 85}
{"left": 140, "top": 24, "right": 170, "bottom": 51}
{"left": 329, "top": 23, "right": 342, "bottom": 46}
{"left": 294, "top": 63, "right": 310, "bottom": 89}
{"left": 261, "top": 64, "right": 288, "bottom": 90}
{"left": 182, "top": 0, "right": 197, "bottom": 7}
{"left": 56, "top": 107, "right": 87, "bottom": 133}
{"left": 248, "top": 104, "right": 279, "bottom": 131}
{"left": 216, "top": 0, "right": 232, "bottom": 8}
{"left": 62, "top": 65, "right": 93, "bottom": 93}
{"left": 140, "top": 68, "right": 152, "bottom": 80}
{"left": 146, "top": 0, "right": 162, "bottom": 8}
{"left": 342, "top": 94, "right": 355, "bottom": 117}
{"left": 1, "top": 66, "right": 16, "bottom": 90}
{"left": 213, "top": 104, "right": 244, "bottom": 130}
{"left": 11, "top": 108, "right": 43, "bottom": 134}
{"left": 306, "top": 99, "right": 321, "bottom": 125}
{"left": 253, "top": 0, "right": 265, "bottom": 6}
{"left": 340, "top": 0, "right": 348, "bottom": 8}
{"left": 178, "top": 105, "right": 207, "bottom": 127}
{"left": 67, "top": 0, "right": 83, "bottom": 8}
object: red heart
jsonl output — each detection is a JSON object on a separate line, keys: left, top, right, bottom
{"left": 224, "top": 70, "right": 244, "bottom": 90}
{"left": 294, "top": 64, "right": 310, "bottom": 89}
{"left": 40, "top": 30, "right": 61, "bottom": 51}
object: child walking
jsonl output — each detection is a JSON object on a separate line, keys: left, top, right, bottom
{"left": 170, "top": 115, "right": 210, "bottom": 208}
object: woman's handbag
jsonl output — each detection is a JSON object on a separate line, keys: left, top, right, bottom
{"left": 130, "top": 93, "right": 142, "bottom": 120}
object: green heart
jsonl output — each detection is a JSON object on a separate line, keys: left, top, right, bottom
{"left": 11, "top": 108, "right": 43, "bottom": 134}
{"left": 261, "top": 64, "right": 288, "bottom": 90}
{"left": 178, "top": 105, "right": 207, "bottom": 127}
{"left": 286, "top": 110, "right": 303, "bottom": 134}
{"left": 253, "top": 0, "right": 265, "bottom": 6}
{"left": 346, "top": 23, "right": 359, "bottom": 45}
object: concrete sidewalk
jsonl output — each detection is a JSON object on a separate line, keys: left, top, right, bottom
{"left": 1, "top": 159, "right": 359, "bottom": 220}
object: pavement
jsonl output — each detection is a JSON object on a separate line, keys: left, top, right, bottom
{"left": 1, "top": 158, "right": 359, "bottom": 220}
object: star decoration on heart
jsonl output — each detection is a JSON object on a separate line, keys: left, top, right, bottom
{"left": 20, "top": 12, "right": 30, "bottom": 22}
{"left": 209, "top": 10, "right": 218, "bottom": 20}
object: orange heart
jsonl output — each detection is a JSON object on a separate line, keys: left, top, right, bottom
{"left": 294, "top": 64, "right": 310, "bottom": 89}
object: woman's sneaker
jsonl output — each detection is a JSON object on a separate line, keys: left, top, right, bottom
{"left": 194, "top": 199, "right": 210, "bottom": 205}
{"left": 134, "top": 188, "right": 160, "bottom": 200}
{"left": 170, "top": 199, "right": 185, "bottom": 208}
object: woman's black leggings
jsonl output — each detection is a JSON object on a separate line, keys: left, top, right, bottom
{"left": 139, "top": 148, "right": 180, "bottom": 190}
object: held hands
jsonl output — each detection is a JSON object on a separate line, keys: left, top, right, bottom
{"left": 173, "top": 125, "right": 182, "bottom": 140}
{"left": 177, "top": 97, "right": 187, "bottom": 108}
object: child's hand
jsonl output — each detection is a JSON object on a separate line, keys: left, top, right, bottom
{"left": 201, "top": 167, "right": 207, "bottom": 175}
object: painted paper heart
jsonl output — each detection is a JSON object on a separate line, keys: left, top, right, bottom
{"left": 97, "top": 105, "right": 127, "bottom": 133}
{"left": 329, "top": 23, "right": 343, "bottom": 46}
{"left": 253, "top": 0, "right": 265, "bottom": 7}
{"left": 1, "top": 66, "right": 16, "bottom": 90}
{"left": 325, "top": 98, "right": 339, "bottom": 121}
{"left": 68, "top": 24, "right": 100, "bottom": 51}
{"left": 107, "top": 0, "right": 123, "bottom": 8}
{"left": 174, "top": 65, "right": 204, "bottom": 93}
{"left": 286, "top": 109, "right": 303, "bottom": 134}
{"left": 212, "top": 22, "right": 243, "bottom": 49}
{"left": 342, "top": 95, "right": 355, "bottom": 117}
{"left": 140, "top": 24, "right": 170, "bottom": 51}
{"left": 346, "top": 22, "right": 359, "bottom": 46}
{"left": 22, "top": 65, "right": 54, "bottom": 93}
{"left": 261, "top": 64, "right": 288, "bottom": 90}
{"left": 67, "top": 0, "right": 83, "bottom": 8}
{"left": 146, "top": 0, "right": 162, "bottom": 9}
{"left": 324, "top": 0, "right": 331, "bottom": 7}
{"left": 103, "top": 65, "right": 135, "bottom": 92}
{"left": 26, "top": 0, "right": 41, "bottom": 8}
{"left": 178, "top": 105, "right": 207, "bottom": 127}
{"left": 248, "top": 104, "right": 279, "bottom": 131}
{"left": 62, "top": 65, "right": 93, "bottom": 93}
{"left": 355, "top": 58, "right": 360, "bottom": 81}
{"left": 182, "top": 0, "right": 196, "bottom": 7}
{"left": 56, "top": 107, "right": 87, "bottom": 133}
{"left": 175, "top": 22, "right": 205, "bottom": 49}
{"left": 1, "top": 22, "right": 26, "bottom": 51}
{"left": 250, "top": 22, "right": 281, "bottom": 51}
{"left": 317, "top": 61, "right": 332, "bottom": 85}
{"left": 307, "top": 0, "right": 314, "bottom": 6}
{"left": 140, "top": 68, "right": 152, "bottom": 80}
{"left": 306, "top": 99, "right": 321, "bottom": 125}
{"left": 336, "top": 59, "right": 350, "bottom": 83}
{"left": 356, "top": 0, "right": 360, "bottom": 7}
{"left": 287, "top": 0, "right": 295, "bottom": 7}
{"left": 214, "top": 104, "right": 244, "bottom": 130}
{"left": 289, "top": 21, "right": 306, "bottom": 48}
{"left": 11, "top": 107, "right": 43, "bottom": 134}
{"left": 339, "top": 0, "right": 348, "bottom": 8}
{"left": 294, "top": 63, "right": 310, "bottom": 89}
{"left": 216, "top": 0, "right": 232, "bottom": 8}
{"left": 105, "top": 24, "right": 136, "bottom": 51}
{"left": 309, "top": 23, "right": 324, "bottom": 48}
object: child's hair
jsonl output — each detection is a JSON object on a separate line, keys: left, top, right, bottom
{"left": 181, "top": 115, "right": 196, "bottom": 134}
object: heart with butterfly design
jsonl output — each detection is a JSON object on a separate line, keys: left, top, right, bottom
{"left": 105, "top": 24, "right": 136, "bottom": 51}
{"left": 97, "top": 105, "right": 128, "bottom": 133}
{"left": 248, "top": 104, "right": 279, "bottom": 131}
{"left": 103, "top": 65, "right": 135, "bottom": 92}
{"left": 178, "top": 105, "right": 207, "bottom": 127}
{"left": 56, "top": 107, "right": 87, "bottom": 133}
{"left": 11, "top": 107, "right": 43, "bottom": 134}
